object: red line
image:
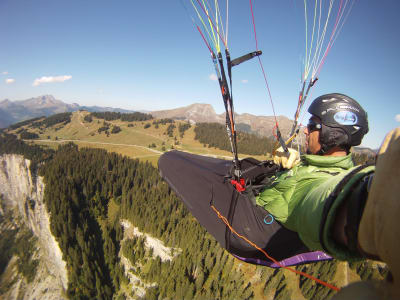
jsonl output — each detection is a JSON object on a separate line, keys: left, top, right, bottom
{"left": 196, "top": 25, "right": 214, "bottom": 55}
{"left": 249, "top": 0, "right": 259, "bottom": 50}
{"left": 249, "top": 0, "right": 278, "bottom": 125}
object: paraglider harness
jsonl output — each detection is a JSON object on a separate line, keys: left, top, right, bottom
{"left": 209, "top": 48, "right": 285, "bottom": 194}
{"left": 223, "top": 158, "right": 281, "bottom": 249}
{"left": 228, "top": 157, "right": 280, "bottom": 194}
{"left": 209, "top": 49, "right": 283, "bottom": 194}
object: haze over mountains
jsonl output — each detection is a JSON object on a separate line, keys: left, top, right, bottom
{"left": 0, "top": 95, "right": 134, "bottom": 128}
{"left": 0, "top": 95, "right": 294, "bottom": 139}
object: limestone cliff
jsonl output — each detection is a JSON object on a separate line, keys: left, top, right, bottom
{"left": 0, "top": 154, "right": 68, "bottom": 300}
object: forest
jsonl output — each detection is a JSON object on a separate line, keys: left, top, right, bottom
{"left": 194, "top": 122, "right": 276, "bottom": 156}
{"left": 0, "top": 125, "right": 385, "bottom": 299}
{"left": 90, "top": 111, "right": 153, "bottom": 122}
{"left": 32, "top": 112, "right": 73, "bottom": 128}
{"left": 195, "top": 122, "right": 376, "bottom": 164}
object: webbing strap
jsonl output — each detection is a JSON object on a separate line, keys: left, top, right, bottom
{"left": 319, "top": 163, "right": 374, "bottom": 253}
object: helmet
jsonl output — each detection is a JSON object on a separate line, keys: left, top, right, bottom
{"left": 308, "top": 93, "right": 369, "bottom": 153}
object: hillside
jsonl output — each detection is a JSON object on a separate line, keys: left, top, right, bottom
{"left": 1, "top": 97, "right": 376, "bottom": 158}
{"left": 1, "top": 95, "right": 299, "bottom": 141}
{"left": 3, "top": 110, "right": 376, "bottom": 168}
{"left": 3, "top": 111, "right": 277, "bottom": 166}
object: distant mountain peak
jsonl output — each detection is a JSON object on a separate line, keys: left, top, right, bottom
{"left": 186, "top": 103, "right": 216, "bottom": 117}
{"left": 188, "top": 103, "right": 214, "bottom": 108}
{"left": 151, "top": 103, "right": 221, "bottom": 123}
{"left": 26, "top": 95, "right": 60, "bottom": 106}
{"left": 40, "top": 94, "right": 56, "bottom": 100}
{"left": 0, "top": 99, "right": 13, "bottom": 107}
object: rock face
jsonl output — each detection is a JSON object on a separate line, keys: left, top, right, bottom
{"left": 0, "top": 154, "right": 68, "bottom": 300}
{"left": 151, "top": 103, "right": 299, "bottom": 139}
{"left": 151, "top": 103, "right": 224, "bottom": 124}
{"left": 119, "top": 220, "right": 181, "bottom": 299}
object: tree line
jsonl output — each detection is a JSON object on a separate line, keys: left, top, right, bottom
{"left": 31, "top": 112, "right": 72, "bottom": 128}
{"left": 194, "top": 122, "right": 276, "bottom": 155}
{"left": 8, "top": 116, "right": 44, "bottom": 130}
{"left": 7, "top": 112, "right": 72, "bottom": 131}
{"left": 90, "top": 111, "right": 153, "bottom": 122}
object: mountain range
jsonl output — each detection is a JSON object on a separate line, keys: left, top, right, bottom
{"left": 0, "top": 95, "right": 295, "bottom": 139}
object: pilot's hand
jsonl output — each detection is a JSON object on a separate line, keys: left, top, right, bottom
{"left": 273, "top": 147, "right": 300, "bottom": 169}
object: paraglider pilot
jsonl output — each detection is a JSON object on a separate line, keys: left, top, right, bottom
{"left": 158, "top": 93, "right": 400, "bottom": 299}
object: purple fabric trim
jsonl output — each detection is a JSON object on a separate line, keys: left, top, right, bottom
{"left": 233, "top": 251, "right": 332, "bottom": 268}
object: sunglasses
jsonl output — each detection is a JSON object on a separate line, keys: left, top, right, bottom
{"left": 307, "top": 119, "right": 322, "bottom": 132}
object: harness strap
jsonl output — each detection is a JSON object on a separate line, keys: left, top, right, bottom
{"left": 227, "top": 158, "right": 280, "bottom": 192}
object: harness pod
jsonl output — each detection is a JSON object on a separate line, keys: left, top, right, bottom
{"left": 158, "top": 150, "right": 331, "bottom": 267}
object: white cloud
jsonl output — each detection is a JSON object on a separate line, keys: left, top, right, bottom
{"left": 241, "top": 79, "right": 248, "bottom": 84}
{"left": 209, "top": 73, "right": 218, "bottom": 81}
{"left": 33, "top": 75, "right": 72, "bottom": 86}
{"left": 396, "top": 114, "right": 400, "bottom": 122}
{"left": 5, "top": 78, "right": 15, "bottom": 84}
{"left": 2, "top": 71, "right": 8, "bottom": 75}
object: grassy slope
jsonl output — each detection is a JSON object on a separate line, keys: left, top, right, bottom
{"left": 14, "top": 111, "right": 269, "bottom": 166}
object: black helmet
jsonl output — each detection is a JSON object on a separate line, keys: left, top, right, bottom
{"left": 308, "top": 93, "right": 369, "bottom": 153}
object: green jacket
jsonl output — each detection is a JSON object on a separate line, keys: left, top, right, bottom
{"left": 255, "top": 153, "right": 374, "bottom": 260}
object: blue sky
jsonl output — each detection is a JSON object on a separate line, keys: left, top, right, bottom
{"left": 0, "top": 0, "right": 399, "bottom": 149}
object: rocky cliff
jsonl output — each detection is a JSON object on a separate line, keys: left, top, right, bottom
{"left": 151, "top": 103, "right": 224, "bottom": 124}
{"left": 151, "top": 103, "right": 300, "bottom": 139}
{"left": 0, "top": 154, "right": 68, "bottom": 300}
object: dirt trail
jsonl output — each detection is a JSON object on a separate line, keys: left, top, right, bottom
{"left": 34, "top": 139, "right": 234, "bottom": 160}
{"left": 35, "top": 139, "right": 163, "bottom": 154}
